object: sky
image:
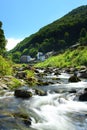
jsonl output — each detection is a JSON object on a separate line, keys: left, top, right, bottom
{"left": 0, "top": 0, "right": 87, "bottom": 50}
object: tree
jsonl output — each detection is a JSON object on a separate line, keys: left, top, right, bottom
{"left": 64, "top": 32, "right": 69, "bottom": 43}
{"left": 0, "top": 21, "right": 7, "bottom": 55}
{"left": 58, "top": 39, "right": 66, "bottom": 49}
{"left": 29, "top": 48, "right": 38, "bottom": 57}
{"left": 79, "top": 28, "right": 87, "bottom": 45}
{"left": 80, "top": 28, "right": 87, "bottom": 37}
{"left": 12, "top": 52, "right": 21, "bottom": 63}
{"left": 22, "top": 48, "right": 28, "bottom": 55}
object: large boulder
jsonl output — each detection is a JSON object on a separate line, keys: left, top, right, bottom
{"left": 14, "top": 89, "right": 32, "bottom": 99}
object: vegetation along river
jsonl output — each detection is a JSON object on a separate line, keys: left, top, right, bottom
{"left": 0, "top": 68, "right": 87, "bottom": 130}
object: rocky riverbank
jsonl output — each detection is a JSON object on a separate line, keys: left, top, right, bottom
{"left": 1, "top": 65, "right": 87, "bottom": 91}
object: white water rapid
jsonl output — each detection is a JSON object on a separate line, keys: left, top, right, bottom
{"left": 24, "top": 89, "right": 87, "bottom": 130}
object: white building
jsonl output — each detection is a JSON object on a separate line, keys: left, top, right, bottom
{"left": 37, "top": 52, "right": 45, "bottom": 61}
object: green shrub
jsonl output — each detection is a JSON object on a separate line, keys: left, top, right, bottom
{"left": 0, "top": 55, "right": 12, "bottom": 76}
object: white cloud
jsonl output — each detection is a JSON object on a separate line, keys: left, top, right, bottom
{"left": 6, "top": 38, "right": 23, "bottom": 51}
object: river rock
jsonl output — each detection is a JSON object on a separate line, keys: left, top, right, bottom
{"left": 79, "top": 66, "right": 87, "bottom": 71}
{"left": 68, "top": 75, "right": 81, "bottom": 82}
{"left": 79, "top": 88, "right": 87, "bottom": 101}
{"left": 79, "top": 72, "right": 87, "bottom": 78}
{"left": 37, "top": 79, "right": 53, "bottom": 86}
{"left": 0, "top": 82, "right": 8, "bottom": 90}
{"left": 69, "top": 89, "right": 77, "bottom": 93}
{"left": 54, "top": 71, "right": 61, "bottom": 75}
{"left": 44, "top": 67, "right": 53, "bottom": 74}
{"left": 15, "top": 71, "right": 27, "bottom": 79}
{"left": 14, "top": 89, "right": 32, "bottom": 98}
{"left": 35, "top": 89, "right": 47, "bottom": 96}
{"left": 13, "top": 112, "right": 31, "bottom": 126}
{"left": 64, "top": 67, "right": 78, "bottom": 74}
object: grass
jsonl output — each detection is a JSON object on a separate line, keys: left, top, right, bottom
{"left": 35, "top": 46, "right": 87, "bottom": 68}
{"left": 25, "top": 70, "right": 35, "bottom": 79}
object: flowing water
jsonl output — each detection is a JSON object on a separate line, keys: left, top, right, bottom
{"left": 0, "top": 72, "right": 87, "bottom": 130}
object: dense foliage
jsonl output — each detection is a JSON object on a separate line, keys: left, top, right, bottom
{"left": 0, "top": 21, "right": 7, "bottom": 56}
{"left": 8, "top": 5, "right": 87, "bottom": 62}
{"left": 0, "top": 21, "right": 12, "bottom": 76}
{"left": 35, "top": 46, "right": 87, "bottom": 68}
{"left": 0, "top": 55, "right": 12, "bottom": 76}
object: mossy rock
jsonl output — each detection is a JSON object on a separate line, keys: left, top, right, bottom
{"left": 35, "top": 89, "right": 47, "bottom": 96}
{"left": 13, "top": 112, "right": 31, "bottom": 126}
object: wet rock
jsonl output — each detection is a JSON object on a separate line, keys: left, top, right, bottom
{"left": 69, "top": 89, "right": 77, "bottom": 93}
{"left": 54, "top": 71, "right": 61, "bottom": 75}
{"left": 36, "top": 73, "right": 46, "bottom": 78}
{"left": 64, "top": 68, "right": 71, "bottom": 73}
{"left": 52, "top": 77, "right": 60, "bottom": 80}
{"left": 37, "top": 79, "right": 53, "bottom": 86}
{"left": 14, "top": 89, "right": 32, "bottom": 98}
{"left": 42, "top": 81, "right": 51, "bottom": 86}
{"left": 79, "top": 66, "right": 87, "bottom": 71}
{"left": 79, "top": 88, "right": 87, "bottom": 101}
{"left": 68, "top": 75, "right": 81, "bottom": 82}
{"left": 0, "top": 82, "right": 8, "bottom": 90}
{"left": 64, "top": 67, "right": 78, "bottom": 74}
{"left": 79, "top": 72, "right": 87, "bottom": 78}
{"left": 35, "top": 89, "right": 47, "bottom": 96}
{"left": 23, "top": 118, "right": 31, "bottom": 126}
{"left": 13, "top": 112, "right": 31, "bottom": 126}
{"left": 44, "top": 67, "right": 53, "bottom": 74}
{"left": 78, "top": 66, "right": 87, "bottom": 78}
{"left": 34, "top": 69, "right": 40, "bottom": 73}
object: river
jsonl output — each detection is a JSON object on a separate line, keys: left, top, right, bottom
{"left": 0, "top": 71, "right": 87, "bottom": 130}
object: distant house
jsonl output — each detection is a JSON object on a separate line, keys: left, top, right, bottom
{"left": 20, "top": 55, "right": 32, "bottom": 63}
{"left": 37, "top": 52, "right": 45, "bottom": 61}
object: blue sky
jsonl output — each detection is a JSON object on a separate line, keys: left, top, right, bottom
{"left": 0, "top": 0, "right": 87, "bottom": 50}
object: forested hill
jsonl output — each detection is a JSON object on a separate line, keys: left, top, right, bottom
{"left": 9, "top": 5, "right": 87, "bottom": 62}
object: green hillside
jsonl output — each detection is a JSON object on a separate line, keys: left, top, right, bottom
{"left": 8, "top": 5, "right": 87, "bottom": 63}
